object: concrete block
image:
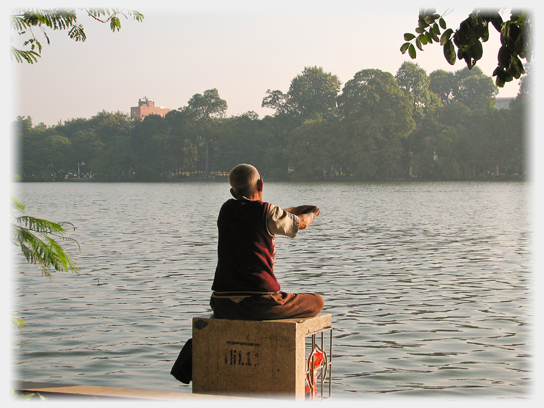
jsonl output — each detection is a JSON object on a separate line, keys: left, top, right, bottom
{"left": 192, "top": 313, "right": 332, "bottom": 399}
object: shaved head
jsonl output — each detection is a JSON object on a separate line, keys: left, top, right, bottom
{"left": 229, "top": 164, "right": 261, "bottom": 198}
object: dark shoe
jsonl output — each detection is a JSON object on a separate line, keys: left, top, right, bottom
{"left": 170, "top": 338, "right": 192, "bottom": 384}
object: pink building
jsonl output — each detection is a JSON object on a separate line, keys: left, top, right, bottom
{"left": 131, "top": 97, "right": 170, "bottom": 119}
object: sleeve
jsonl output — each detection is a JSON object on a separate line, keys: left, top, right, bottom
{"left": 266, "top": 204, "right": 300, "bottom": 238}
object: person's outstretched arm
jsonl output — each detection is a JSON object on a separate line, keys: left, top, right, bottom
{"left": 284, "top": 205, "right": 320, "bottom": 230}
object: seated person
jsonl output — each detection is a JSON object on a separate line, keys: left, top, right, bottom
{"left": 210, "top": 163, "right": 324, "bottom": 320}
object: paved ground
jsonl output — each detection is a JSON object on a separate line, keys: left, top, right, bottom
{"left": 13, "top": 380, "right": 256, "bottom": 401}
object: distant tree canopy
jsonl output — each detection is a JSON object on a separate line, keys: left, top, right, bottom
{"left": 15, "top": 64, "right": 528, "bottom": 182}
{"left": 262, "top": 66, "right": 342, "bottom": 121}
{"left": 395, "top": 61, "right": 436, "bottom": 119}
{"left": 401, "top": 8, "right": 532, "bottom": 87}
{"left": 11, "top": 8, "right": 144, "bottom": 63}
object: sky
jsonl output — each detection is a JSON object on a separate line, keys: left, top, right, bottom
{"left": 8, "top": 1, "right": 529, "bottom": 126}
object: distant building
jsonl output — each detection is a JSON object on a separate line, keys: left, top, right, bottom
{"left": 495, "top": 97, "right": 514, "bottom": 110}
{"left": 131, "top": 97, "right": 170, "bottom": 119}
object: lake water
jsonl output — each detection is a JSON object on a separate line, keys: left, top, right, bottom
{"left": 11, "top": 181, "right": 532, "bottom": 399}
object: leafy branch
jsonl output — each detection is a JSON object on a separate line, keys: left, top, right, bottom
{"left": 400, "top": 8, "right": 532, "bottom": 87}
{"left": 12, "top": 196, "right": 80, "bottom": 279}
{"left": 11, "top": 8, "right": 144, "bottom": 64}
{"left": 83, "top": 8, "right": 144, "bottom": 32}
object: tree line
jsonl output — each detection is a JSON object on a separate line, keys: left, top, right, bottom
{"left": 14, "top": 62, "right": 529, "bottom": 182}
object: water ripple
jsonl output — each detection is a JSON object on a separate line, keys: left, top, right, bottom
{"left": 13, "top": 181, "right": 531, "bottom": 397}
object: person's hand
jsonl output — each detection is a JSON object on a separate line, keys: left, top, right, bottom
{"left": 286, "top": 205, "right": 319, "bottom": 216}
{"left": 311, "top": 206, "right": 320, "bottom": 217}
{"left": 296, "top": 206, "right": 320, "bottom": 229}
{"left": 301, "top": 205, "right": 318, "bottom": 214}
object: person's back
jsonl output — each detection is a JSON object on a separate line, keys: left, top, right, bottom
{"left": 212, "top": 197, "right": 279, "bottom": 294}
{"left": 209, "top": 163, "right": 324, "bottom": 320}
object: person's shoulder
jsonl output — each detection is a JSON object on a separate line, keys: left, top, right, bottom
{"left": 221, "top": 198, "right": 236, "bottom": 206}
{"left": 222, "top": 197, "right": 265, "bottom": 209}
{"left": 219, "top": 198, "right": 237, "bottom": 211}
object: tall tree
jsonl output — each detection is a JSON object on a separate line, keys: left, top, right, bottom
{"left": 286, "top": 117, "right": 345, "bottom": 180}
{"left": 395, "top": 62, "right": 442, "bottom": 177}
{"left": 163, "top": 110, "right": 199, "bottom": 176}
{"left": 18, "top": 120, "right": 74, "bottom": 181}
{"left": 68, "top": 111, "right": 132, "bottom": 178}
{"left": 428, "top": 66, "right": 499, "bottom": 111}
{"left": 183, "top": 89, "right": 228, "bottom": 173}
{"left": 507, "top": 72, "right": 529, "bottom": 175}
{"left": 338, "top": 69, "right": 415, "bottom": 179}
{"left": 185, "top": 89, "right": 228, "bottom": 119}
{"left": 395, "top": 61, "right": 438, "bottom": 120}
{"left": 429, "top": 69, "right": 457, "bottom": 105}
{"left": 215, "top": 112, "right": 272, "bottom": 173}
{"left": 130, "top": 114, "right": 169, "bottom": 180}
{"left": 452, "top": 67, "right": 498, "bottom": 111}
{"left": 262, "top": 66, "right": 341, "bottom": 121}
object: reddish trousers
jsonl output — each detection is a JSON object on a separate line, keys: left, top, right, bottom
{"left": 210, "top": 292, "right": 324, "bottom": 320}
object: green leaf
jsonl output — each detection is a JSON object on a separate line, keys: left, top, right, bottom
{"left": 109, "top": 16, "right": 121, "bottom": 32}
{"left": 418, "top": 18, "right": 429, "bottom": 29}
{"left": 404, "top": 33, "right": 416, "bottom": 41}
{"left": 443, "top": 39, "right": 456, "bottom": 65}
{"left": 514, "top": 33, "right": 527, "bottom": 57}
{"left": 440, "top": 28, "right": 453, "bottom": 45}
{"left": 68, "top": 24, "right": 86, "bottom": 42}
{"left": 11, "top": 196, "right": 25, "bottom": 213}
{"left": 509, "top": 56, "right": 525, "bottom": 78}
{"left": 10, "top": 47, "right": 40, "bottom": 64}
{"left": 420, "top": 34, "right": 428, "bottom": 45}
{"left": 400, "top": 42, "right": 411, "bottom": 54}
{"left": 416, "top": 36, "right": 423, "bottom": 51}
{"left": 501, "top": 21, "right": 511, "bottom": 46}
{"left": 473, "top": 40, "right": 483, "bottom": 61}
{"left": 429, "top": 29, "right": 440, "bottom": 43}
{"left": 426, "top": 32, "right": 434, "bottom": 44}
{"left": 408, "top": 44, "right": 416, "bottom": 59}
{"left": 439, "top": 17, "right": 447, "bottom": 29}
{"left": 131, "top": 11, "right": 145, "bottom": 22}
{"left": 415, "top": 26, "right": 425, "bottom": 34}
{"left": 12, "top": 199, "right": 80, "bottom": 278}
{"left": 493, "top": 67, "right": 506, "bottom": 87}
{"left": 498, "top": 45, "right": 511, "bottom": 69}
{"left": 457, "top": 47, "right": 464, "bottom": 60}
{"left": 481, "top": 24, "right": 489, "bottom": 42}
